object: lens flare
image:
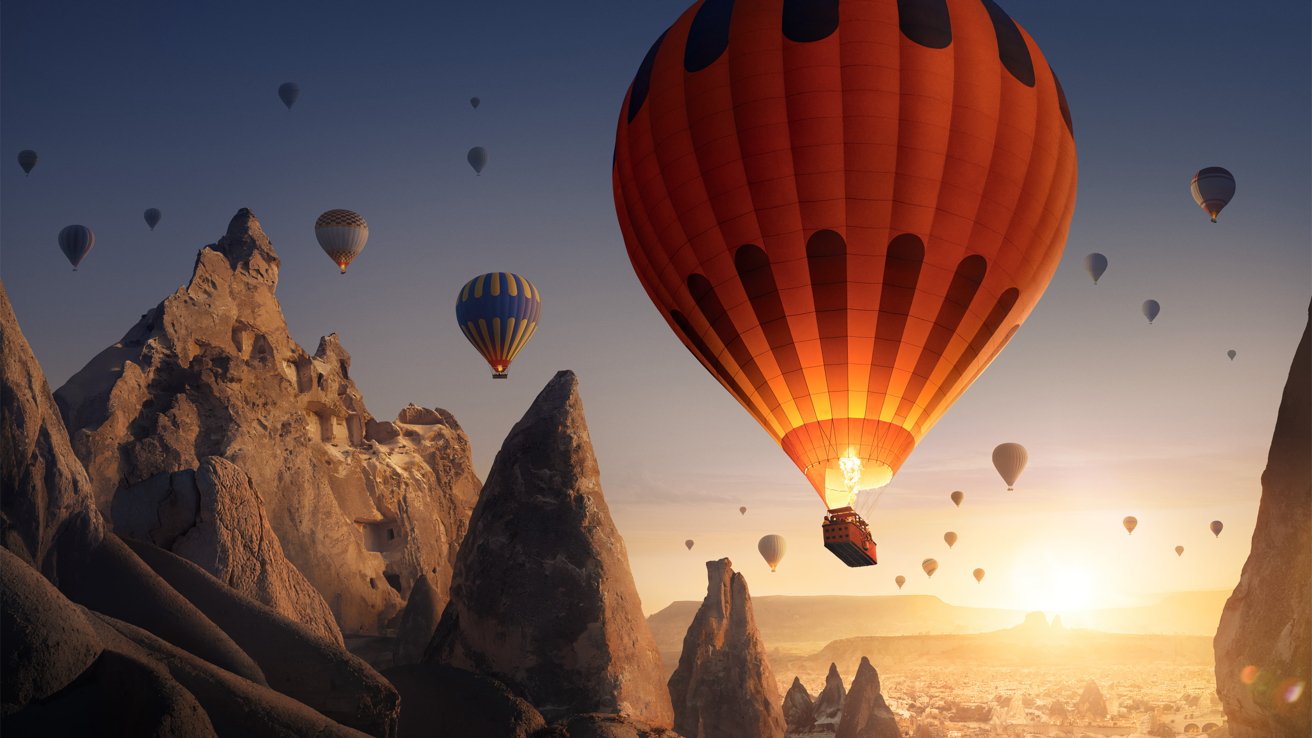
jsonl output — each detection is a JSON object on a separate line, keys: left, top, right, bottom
{"left": 1240, "top": 665, "right": 1260, "bottom": 685}
{"left": 1281, "top": 679, "right": 1305, "bottom": 704}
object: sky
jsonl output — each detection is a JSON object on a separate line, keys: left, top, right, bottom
{"left": 2, "top": 1, "right": 1309, "bottom": 617}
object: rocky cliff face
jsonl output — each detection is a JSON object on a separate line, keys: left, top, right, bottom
{"left": 835, "top": 657, "right": 899, "bottom": 738}
{"left": 54, "top": 209, "right": 481, "bottom": 634}
{"left": 0, "top": 279, "right": 104, "bottom": 580}
{"left": 1, "top": 277, "right": 397, "bottom": 735}
{"left": 1214, "top": 304, "right": 1311, "bottom": 737}
{"left": 667, "top": 558, "right": 785, "bottom": 738}
{"left": 782, "top": 677, "right": 815, "bottom": 733}
{"left": 427, "top": 371, "right": 673, "bottom": 726}
{"left": 814, "top": 663, "right": 846, "bottom": 729}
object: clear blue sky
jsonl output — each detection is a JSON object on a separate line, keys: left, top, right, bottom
{"left": 3, "top": 1, "right": 1308, "bottom": 612}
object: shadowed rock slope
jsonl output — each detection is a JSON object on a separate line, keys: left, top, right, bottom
{"left": 427, "top": 370, "right": 673, "bottom": 727}
{"left": 54, "top": 209, "right": 480, "bottom": 636}
{"left": 667, "top": 558, "right": 785, "bottom": 738}
{"left": 1214, "top": 302, "right": 1311, "bottom": 737}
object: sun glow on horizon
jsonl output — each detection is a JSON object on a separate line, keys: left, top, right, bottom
{"left": 1009, "top": 544, "right": 1100, "bottom": 615}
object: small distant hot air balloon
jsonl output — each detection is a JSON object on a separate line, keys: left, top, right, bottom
{"left": 17, "top": 149, "right": 37, "bottom": 175}
{"left": 470, "top": 97, "right": 481, "bottom": 109}
{"left": 684, "top": 539, "right": 694, "bottom": 551}
{"left": 1210, "top": 520, "right": 1224, "bottom": 538}
{"left": 1175, "top": 545, "right": 1185, "bottom": 557}
{"left": 57, "top": 225, "right": 94, "bottom": 270}
{"left": 1191, "top": 167, "right": 1235, "bottom": 223}
{"left": 1142, "top": 300, "right": 1161, "bottom": 325}
{"left": 739, "top": 506, "right": 747, "bottom": 516}
{"left": 456, "top": 272, "right": 543, "bottom": 379}
{"left": 1084, "top": 253, "right": 1108, "bottom": 285}
{"left": 144, "top": 208, "right": 161, "bottom": 231}
{"left": 922, "top": 559, "right": 938, "bottom": 578}
{"left": 944, "top": 532, "right": 958, "bottom": 549}
{"left": 993, "top": 443, "right": 1028, "bottom": 491}
{"left": 973, "top": 568, "right": 985, "bottom": 583}
{"left": 278, "top": 82, "right": 299, "bottom": 110}
{"left": 467, "top": 146, "right": 487, "bottom": 175}
{"left": 950, "top": 491, "right": 964, "bottom": 508}
{"left": 758, "top": 534, "right": 786, "bottom": 573}
{"left": 1227, "top": 350, "right": 1237, "bottom": 361}
{"left": 314, "top": 209, "right": 368, "bottom": 274}
{"left": 1123, "top": 516, "right": 1138, "bottom": 535}
{"left": 895, "top": 575, "right": 906, "bottom": 590}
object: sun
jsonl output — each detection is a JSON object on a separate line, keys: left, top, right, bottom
{"left": 1009, "top": 546, "right": 1099, "bottom": 615}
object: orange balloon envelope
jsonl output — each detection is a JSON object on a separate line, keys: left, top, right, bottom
{"left": 613, "top": 0, "right": 1078, "bottom": 509}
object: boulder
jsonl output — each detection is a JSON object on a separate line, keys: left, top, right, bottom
{"left": 113, "top": 457, "right": 341, "bottom": 645}
{"left": 428, "top": 371, "right": 672, "bottom": 725}
{"left": 835, "top": 657, "right": 899, "bottom": 738}
{"left": 667, "top": 558, "right": 785, "bottom": 738}
{"left": 55, "top": 209, "right": 480, "bottom": 634}
{"left": 384, "top": 663, "right": 546, "bottom": 738}
{"left": 782, "top": 677, "right": 815, "bottom": 733}
{"left": 814, "top": 663, "right": 846, "bottom": 729}
{"left": 1214, "top": 302, "right": 1311, "bottom": 738}
{"left": 126, "top": 539, "right": 398, "bottom": 736}
{"left": 392, "top": 573, "right": 442, "bottom": 666}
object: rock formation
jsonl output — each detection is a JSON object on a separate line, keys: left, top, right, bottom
{"left": 1215, "top": 303, "right": 1311, "bottom": 737}
{"left": 835, "top": 657, "right": 899, "bottom": 738}
{"left": 0, "top": 279, "right": 104, "bottom": 581}
{"left": 813, "top": 663, "right": 847, "bottom": 729}
{"left": 1074, "top": 679, "right": 1107, "bottom": 719}
{"left": 392, "top": 573, "right": 442, "bottom": 666}
{"left": 54, "top": 209, "right": 481, "bottom": 634}
{"left": 427, "top": 371, "right": 673, "bottom": 726}
{"left": 782, "top": 677, "right": 816, "bottom": 733}
{"left": 1, "top": 547, "right": 217, "bottom": 737}
{"left": 667, "top": 558, "right": 785, "bottom": 738}
{"left": 2, "top": 277, "right": 397, "bottom": 736}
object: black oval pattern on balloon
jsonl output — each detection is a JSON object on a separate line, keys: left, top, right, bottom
{"left": 980, "top": 0, "right": 1034, "bottom": 87}
{"left": 783, "top": 0, "right": 839, "bottom": 43}
{"left": 684, "top": 0, "right": 735, "bottom": 72}
{"left": 1050, "top": 64, "right": 1073, "bottom": 134}
{"left": 627, "top": 30, "right": 668, "bottom": 122}
{"left": 897, "top": 0, "right": 952, "bottom": 49}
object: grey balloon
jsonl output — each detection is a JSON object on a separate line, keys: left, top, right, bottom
{"left": 1083, "top": 253, "right": 1108, "bottom": 284}
{"left": 1227, "top": 349, "right": 1237, "bottom": 361}
{"left": 17, "top": 149, "right": 37, "bottom": 175}
{"left": 58, "top": 225, "right": 95, "bottom": 270}
{"left": 278, "top": 82, "right": 300, "bottom": 110}
{"left": 470, "top": 97, "right": 481, "bottom": 109}
{"left": 1142, "top": 300, "right": 1161, "bottom": 324}
{"left": 467, "top": 146, "right": 487, "bottom": 175}
{"left": 144, "top": 208, "right": 162, "bottom": 231}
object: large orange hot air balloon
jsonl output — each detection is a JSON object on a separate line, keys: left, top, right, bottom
{"left": 613, "top": 0, "right": 1077, "bottom": 562}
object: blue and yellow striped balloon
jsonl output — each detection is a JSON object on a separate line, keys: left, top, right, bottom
{"left": 456, "top": 272, "right": 542, "bottom": 378}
